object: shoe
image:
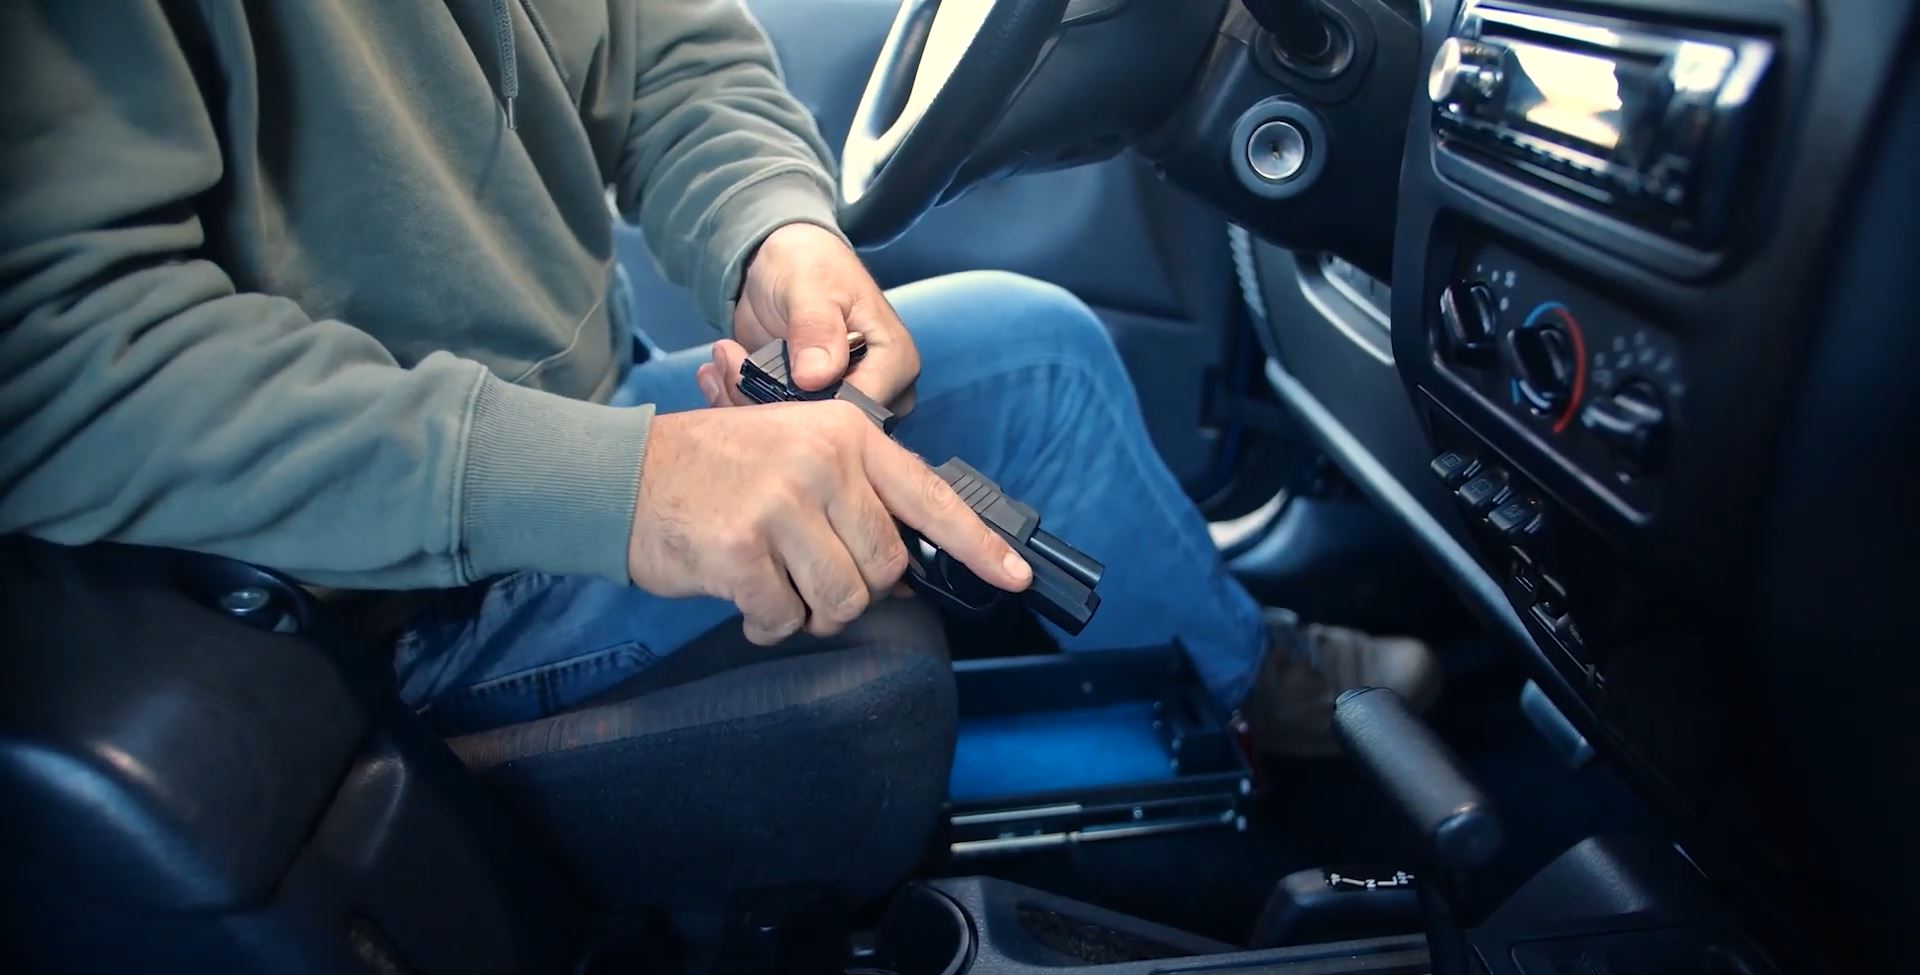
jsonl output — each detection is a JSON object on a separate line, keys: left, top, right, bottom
{"left": 1242, "top": 609, "right": 1441, "bottom": 758}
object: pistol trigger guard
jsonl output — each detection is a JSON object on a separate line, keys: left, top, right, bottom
{"left": 739, "top": 337, "right": 1099, "bottom": 632}
{"left": 897, "top": 525, "right": 1001, "bottom": 614}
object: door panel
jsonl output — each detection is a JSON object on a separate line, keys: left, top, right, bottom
{"left": 618, "top": 0, "right": 1240, "bottom": 494}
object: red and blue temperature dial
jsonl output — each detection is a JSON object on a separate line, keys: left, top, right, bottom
{"left": 1504, "top": 301, "right": 1588, "bottom": 433}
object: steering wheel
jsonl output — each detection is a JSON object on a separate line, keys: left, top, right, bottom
{"left": 837, "top": 0, "right": 1073, "bottom": 246}
{"left": 836, "top": 0, "right": 1420, "bottom": 273}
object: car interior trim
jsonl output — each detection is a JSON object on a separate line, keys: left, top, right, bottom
{"left": 1295, "top": 259, "right": 1393, "bottom": 367}
{"left": 1314, "top": 258, "right": 1389, "bottom": 332}
{"left": 1264, "top": 358, "right": 1527, "bottom": 653}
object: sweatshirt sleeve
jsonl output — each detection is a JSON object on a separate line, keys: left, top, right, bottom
{"left": 611, "top": 0, "right": 848, "bottom": 329}
{"left": 0, "top": 1, "right": 649, "bottom": 590}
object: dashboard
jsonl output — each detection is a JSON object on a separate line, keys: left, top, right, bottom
{"left": 1210, "top": 0, "right": 1919, "bottom": 967}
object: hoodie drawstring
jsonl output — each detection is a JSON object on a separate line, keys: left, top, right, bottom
{"left": 489, "top": 0, "right": 520, "bottom": 128}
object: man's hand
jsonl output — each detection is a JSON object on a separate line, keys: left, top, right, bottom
{"left": 700, "top": 223, "right": 918, "bottom": 413}
{"left": 629, "top": 399, "right": 1031, "bottom": 644}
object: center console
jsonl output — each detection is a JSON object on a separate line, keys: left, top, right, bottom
{"left": 1388, "top": 0, "right": 1916, "bottom": 968}
{"left": 791, "top": 678, "right": 1780, "bottom": 975}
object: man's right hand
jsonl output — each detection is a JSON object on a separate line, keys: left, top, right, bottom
{"left": 628, "top": 400, "right": 1033, "bottom": 644}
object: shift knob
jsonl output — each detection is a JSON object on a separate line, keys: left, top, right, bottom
{"left": 1333, "top": 687, "right": 1503, "bottom": 871}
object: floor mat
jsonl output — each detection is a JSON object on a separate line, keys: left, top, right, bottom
{"left": 949, "top": 702, "right": 1175, "bottom": 801}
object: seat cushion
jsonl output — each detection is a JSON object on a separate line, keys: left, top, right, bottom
{"left": 446, "top": 600, "right": 956, "bottom": 914}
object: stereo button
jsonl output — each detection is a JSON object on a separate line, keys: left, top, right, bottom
{"left": 1428, "top": 38, "right": 1505, "bottom": 106}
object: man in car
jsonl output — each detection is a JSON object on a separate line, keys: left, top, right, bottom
{"left": 0, "top": 0, "right": 1435, "bottom": 754}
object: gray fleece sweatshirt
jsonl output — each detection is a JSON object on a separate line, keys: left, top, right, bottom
{"left": 0, "top": 0, "right": 842, "bottom": 588}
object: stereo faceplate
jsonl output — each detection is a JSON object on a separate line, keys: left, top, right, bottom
{"left": 1430, "top": 0, "right": 1774, "bottom": 247}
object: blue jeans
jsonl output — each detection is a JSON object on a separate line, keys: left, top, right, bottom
{"left": 394, "top": 271, "right": 1267, "bottom": 735}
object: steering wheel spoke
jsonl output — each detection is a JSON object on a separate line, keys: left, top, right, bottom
{"left": 840, "top": 0, "right": 1072, "bottom": 246}
{"left": 837, "top": 0, "right": 1227, "bottom": 247}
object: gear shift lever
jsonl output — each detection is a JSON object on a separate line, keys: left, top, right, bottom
{"left": 1334, "top": 687, "right": 1503, "bottom": 975}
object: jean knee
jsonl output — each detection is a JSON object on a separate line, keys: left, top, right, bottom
{"left": 893, "top": 270, "right": 1141, "bottom": 437}
{"left": 955, "top": 271, "right": 1126, "bottom": 373}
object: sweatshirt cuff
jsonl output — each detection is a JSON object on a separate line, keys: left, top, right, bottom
{"left": 458, "top": 373, "right": 654, "bottom": 584}
{"left": 693, "top": 168, "right": 846, "bottom": 329}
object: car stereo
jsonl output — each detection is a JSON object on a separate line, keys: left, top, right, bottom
{"left": 1427, "top": 0, "right": 1774, "bottom": 246}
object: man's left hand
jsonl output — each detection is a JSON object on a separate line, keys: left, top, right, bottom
{"left": 698, "top": 222, "right": 918, "bottom": 414}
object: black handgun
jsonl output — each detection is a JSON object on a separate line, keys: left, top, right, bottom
{"left": 738, "top": 332, "right": 898, "bottom": 434}
{"left": 736, "top": 336, "right": 1103, "bottom": 635}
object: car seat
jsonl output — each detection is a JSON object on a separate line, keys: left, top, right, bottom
{"left": 0, "top": 537, "right": 957, "bottom": 973}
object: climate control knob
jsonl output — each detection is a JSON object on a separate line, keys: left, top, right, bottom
{"left": 1438, "top": 280, "right": 1496, "bottom": 361}
{"left": 1580, "top": 379, "right": 1668, "bottom": 475}
{"left": 1503, "top": 319, "right": 1577, "bottom": 414}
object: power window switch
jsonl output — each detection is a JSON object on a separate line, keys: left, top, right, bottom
{"left": 1488, "top": 499, "right": 1542, "bottom": 539}
{"left": 1430, "top": 451, "right": 1478, "bottom": 487}
{"left": 1456, "top": 473, "right": 1507, "bottom": 512}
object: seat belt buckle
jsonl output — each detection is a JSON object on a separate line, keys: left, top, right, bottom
{"left": 735, "top": 337, "right": 1104, "bottom": 634}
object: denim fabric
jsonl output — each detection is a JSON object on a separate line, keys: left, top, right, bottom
{"left": 394, "top": 270, "right": 1267, "bottom": 735}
